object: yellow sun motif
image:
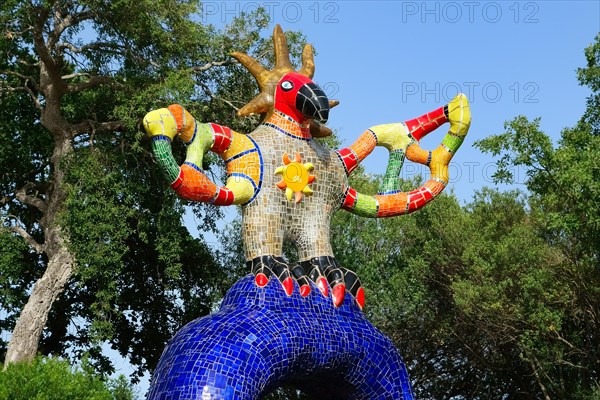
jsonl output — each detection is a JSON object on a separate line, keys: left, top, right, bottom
{"left": 275, "top": 153, "right": 316, "bottom": 203}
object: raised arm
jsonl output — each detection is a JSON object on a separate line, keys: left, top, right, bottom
{"left": 143, "top": 104, "right": 259, "bottom": 206}
{"left": 336, "top": 93, "right": 471, "bottom": 217}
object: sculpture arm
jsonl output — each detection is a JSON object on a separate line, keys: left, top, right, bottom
{"left": 338, "top": 93, "right": 471, "bottom": 217}
{"left": 143, "top": 104, "right": 255, "bottom": 205}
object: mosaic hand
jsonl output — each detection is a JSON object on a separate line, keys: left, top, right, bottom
{"left": 300, "top": 256, "right": 365, "bottom": 309}
{"left": 247, "top": 255, "right": 294, "bottom": 296}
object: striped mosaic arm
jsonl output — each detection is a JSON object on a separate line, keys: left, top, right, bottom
{"left": 143, "top": 104, "right": 256, "bottom": 205}
{"left": 340, "top": 93, "right": 471, "bottom": 218}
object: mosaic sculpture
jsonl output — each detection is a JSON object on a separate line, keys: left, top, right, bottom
{"left": 143, "top": 25, "right": 470, "bottom": 399}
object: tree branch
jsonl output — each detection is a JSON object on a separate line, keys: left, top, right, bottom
{"left": 61, "top": 72, "right": 90, "bottom": 80}
{"left": 49, "top": 9, "right": 95, "bottom": 49}
{"left": 0, "top": 85, "right": 26, "bottom": 95}
{"left": 197, "top": 81, "right": 240, "bottom": 112}
{"left": 4, "top": 26, "right": 34, "bottom": 40}
{"left": 32, "top": 6, "right": 57, "bottom": 73}
{"left": 1, "top": 70, "right": 40, "bottom": 89}
{"left": 67, "top": 75, "right": 116, "bottom": 93}
{"left": 6, "top": 223, "right": 44, "bottom": 254}
{"left": 58, "top": 40, "right": 124, "bottom": 55}
{"left": 18, "top": 59, "right": 41, "bottom": 69}
{"left": 71, "top": 120, "right": 127, "bottom": 136}
{"left": 24, "top": 79, "right": 43, "bottom": 111}
{"left": 15, "top": 183, "right": 47, "bottom": 212}
{"left": 193, "top": 60, "right": 233, "bottom": 72}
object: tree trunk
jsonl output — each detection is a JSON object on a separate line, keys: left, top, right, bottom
{"left": 4, "top": 97, "right": 75, "bottom": 366}
{"left": 3, "top": 229, "right": 75, "bottom": 365}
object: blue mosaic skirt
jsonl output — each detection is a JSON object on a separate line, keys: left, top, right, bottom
{"left": 147, "top": 275, "right": 414, "bottom": 399}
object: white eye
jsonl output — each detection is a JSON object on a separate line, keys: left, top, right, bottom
{"left": 281, "top": 80, "right": 293, "bottom": 91}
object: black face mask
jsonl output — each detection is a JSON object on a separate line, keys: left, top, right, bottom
{"left": 296, "top": 82, "right": 330, "bottom": 124}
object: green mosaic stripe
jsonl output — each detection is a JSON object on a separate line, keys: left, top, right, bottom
{"left": 441, "top": 133, "right": 465, "bottom": 153}
{"left": 184, "top": 123, "right": 214, "bottom": 167}
{"left": 152, "top": 139, "right": 180, "bottom": 183}
{"left": 352, "top": 192, "right": 378, "bottom": 218}
{"left": 380, "top": 150, "right": 405, "bottom": 193}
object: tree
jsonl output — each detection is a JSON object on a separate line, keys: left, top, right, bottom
{"left": 326, "top": 35, "right": 600, "bottom": 399}
{"left": 0, "top": 0, "right": 306, "bottom": 377}
{"left": 471, "top": 35, "right": 600, "bottom": 398}
{"left": 214, "top": 35, "right": 600, "bottom": 399}
{"left": 0, "top": 356, "right": 134, "bottom": 400}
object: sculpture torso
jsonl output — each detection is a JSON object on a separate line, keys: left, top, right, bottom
{"left": 241, "top": 112, "right": 347, "bottom": 261}
{"left": 143, "top": 24, "right": 470, "bottom": 308}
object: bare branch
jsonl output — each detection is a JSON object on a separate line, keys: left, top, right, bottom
{"left": 71, "top": 120, "right": 127, "bottom": 136}
{"left": 7, "top": 224, "right": 44, "bottom": 254}
{"left": 198, "top": 81, "right": 240, "bottom": 112}
{"left": 61, "top": 72, "right": 89, "bottom": 80}
{"left": 32, "top": 6, "right": 57, "bottom": 72}
{"left": 24, "top": 79, "right": 43, "bottom": 111}
{"left": 0, "top": 85, "right": 26, "bottom": 94}
{"left": 193, "top": 60, "right": 233, "bottom": 72}
{"left": 0, "top": 70, "right": 44, "bottom": 111}
{"left": 18, "top": 59, "right": 41, "bottom": 69}
{"left": 64, "top": 10, "right": 95, "bottom": 30}
{"left": 1, "top": 70, "right": 40, "bottom": 88}
{"left": 4, "top": 26, "right": 34, "bottom": 40}
{"left": 66, "top": 75, "right": 115, "bottom": 93}
{"left": 94, "top": 121, "right": 127, "bottom": 133}
{"left": 58, "top": 41, "right": 124, "bottom": 55}
{"left": 550, "top": 327, "right": 586, "bottom": 355}
{"left": 49, "top": 9, "right": 95, "bottom": 48}
{"left": 15, "top": 183, "right": 47, "bottom": 212}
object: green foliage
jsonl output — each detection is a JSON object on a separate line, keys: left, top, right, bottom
{"left": 0, "top": 0, "right": 308, "bottom": 380}
{"left": 0, "top": 356, "right": 134, "bottom": 400}
{"left": 214, "top": 35, "right": 600, "bottom": 399}
{"left": 578, "top": 33, "right": 600, "bottom": 134}
{"left": 57, "top": 146, "right": 225, "bottom": 376}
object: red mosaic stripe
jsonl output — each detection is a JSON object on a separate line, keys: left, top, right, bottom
{"left": 336, "top": 148, "right": 359, "bottom": 175}
{"left": 405, "top": 106, "right": 447, "bottom": 141}
{"left": 213, "top": 187, "right": 235, "bottom": 206}
{"left": 210, "top": 123, "right": 232, "bottom": 153}
{"left": 406, "top": 186, "right": 434, "bottom": 212}
{"left": 342, "top": 187, "right": 358, "bottom": 210}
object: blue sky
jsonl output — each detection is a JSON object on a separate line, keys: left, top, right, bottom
{"left": 202, "top": 0, "right": 600, "bottom": 201}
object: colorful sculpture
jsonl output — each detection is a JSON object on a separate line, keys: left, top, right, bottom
{"left": 144, "top": 25, "right": 471, "bottom": 310}
{"left": 146, "top": 275, "right": 415, "bottom": 399}
{"left": 143, "top": 25, "right": 470, "bottom": 399}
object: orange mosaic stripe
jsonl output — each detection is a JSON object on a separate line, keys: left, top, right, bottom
{"left": 374, "top": 192, "right": 408, "bottom": 217}
{"left": 424, "top": 179, "right": 446, "bottom": 196}
{"left": 348, "top": 129, "right": 377, "bottom": 162}
{"left": 174, "top": 164, "right": 218, "bottom": 202}
{"left": 268, "top": 111, "right": 312, "bottom": 140}
{"left": 167, "top": 104, "right": 196, "bottom": 143}
{"left": 405, "top": 142, "right": 430, "bottom": 165}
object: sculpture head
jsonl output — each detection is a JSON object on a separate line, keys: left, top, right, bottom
{"left": 274, "top": 72, "right": 330, "bottom": 124}
{"left": 231, "top": 25, "right": 338, "bottom": 136}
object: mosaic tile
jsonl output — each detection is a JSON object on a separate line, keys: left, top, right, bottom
{"left": 147, "top": 275, "right": 414, "bottom": 400}
{"left": 142, "top": 24, "right": 472, "bottom": 399}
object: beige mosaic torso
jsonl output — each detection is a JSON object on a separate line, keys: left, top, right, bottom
{"left": 241, "top": 123, "right": 348, "bottom": 262}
